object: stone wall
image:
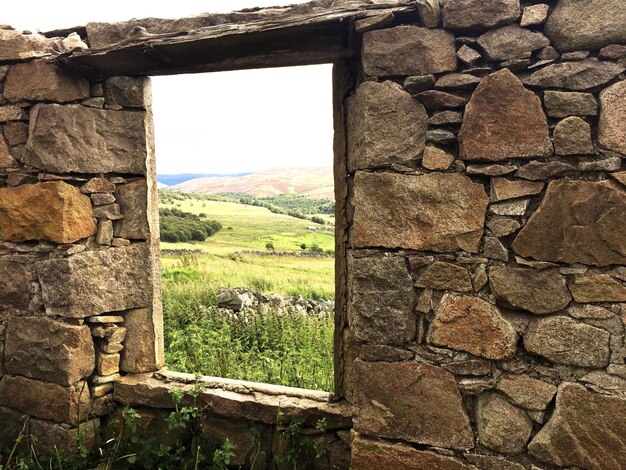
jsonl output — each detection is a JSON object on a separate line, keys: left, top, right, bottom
{"left": 0, "top": 0, "right": 625, "bottom": 468}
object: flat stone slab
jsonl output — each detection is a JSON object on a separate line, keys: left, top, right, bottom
{"left": 25, "top": 104, "right": 147, "bottom": 174}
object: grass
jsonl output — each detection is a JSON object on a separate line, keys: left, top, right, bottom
{"left": 160, "top": 194, "right": 336, "bottom": 392}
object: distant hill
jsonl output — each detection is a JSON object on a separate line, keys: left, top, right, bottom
{"left": 157, "top": 172, "right": 251, "bottom": 187}
{"left": 171, "top": 167, "right": 334, "bottom": 200}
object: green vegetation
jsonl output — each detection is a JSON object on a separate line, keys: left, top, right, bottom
{"left": 159, "top": 208, "right": 222, "bottom": 243}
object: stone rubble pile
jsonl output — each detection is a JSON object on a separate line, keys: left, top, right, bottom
{"left": 216, "top": 287, "right": 334, "bottom": 316}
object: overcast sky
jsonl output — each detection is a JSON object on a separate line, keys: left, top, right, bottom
{"left": 4, "top": 1, "right": 334, "bottom": 175}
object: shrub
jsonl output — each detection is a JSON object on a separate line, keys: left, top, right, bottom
{"left": 160, "top": 208, "right": 221, "bottom": 243}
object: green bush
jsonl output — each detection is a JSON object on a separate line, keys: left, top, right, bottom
{"left": 160, "top": 208, "right": 221, "bottom": 243}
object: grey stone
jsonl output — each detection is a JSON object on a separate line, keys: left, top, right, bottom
{"left": 4, "top": 62, "right": 89, "bottom": 103}
{"left": 25, "top": 104, "right": 147, "bottom": 174}
{"left": 477, "top": 393, "right": 533, "bottom": 454}
{"left": 457, "top": 45, "right": 481, "bottom": 65}
{"left": 416, "top": 261, "right": 473, "bottom": 292}
{"left": 435, "top": 73, "right": 481, "bottom": 89}
{"left": 0, "top": 261, "right": 29, "bottom": 312}
{"left": 520, "top": 4, "right": 549, "bottom": 27}
{"left": 104, "top": 76, "right": 152, "bottom": 108}
{"left": 114, "top": 179, "right": 149, "bottom": 239}
{"left": 553, "top": 117, "right": 594, "bottom": 155}
{"left": 561, "top": 51, "right": 590, "bottom": 61}
{"left": 490, "top": 267, "right": 571, "bottom": 314}
{"left": 403, "top": 74, "right": 436, "bottom": 94}
{"left": 543, "top": 91, "right": 598, "bottom": 118}
{"left": 524, "top": 316, "right": 610, "bottom": 367}
{"left": 487, "top": 217, "right": 521, "bottom": 237}
{"left": 427, "top": 129, "right": 456, "bottom": 145}
{"left": 91, "top": 193, "right": 116, "bottom": 206}
{"left": 544, "top": 0, "right": 626, "bottom": 52}
{"left": 428, "top": 110, "right": 463, "bottom": 125}
{"left": 578, "top": 156, "right": 622, "bottom": 172}
{"left": 362, "top": 26, "right": 457, "bottom": 77}
{"left": 599, "top": 80, "right": 626, "bottom": 156}
{"left": 515, "top": 161, "right": 576, "bottom": 180}
{"left": 466, "top": 164, "right": 517, "bottom": 176}
{"left": 0, "top": 30, "right": 58, "bottom": 61}
{"left": 96, "top": 220, "right": 113, "bottom": 246}
{"left": 477, "top": 25, "right": 550, "bottom": 61}
{"left": 483, "top": 237, "right": 508, "bottom": 261}
{"left": 522, "top": 60, "right": 625, "bottom": 91}
{"left": 489, "top": 199, "right": 529, "bottom": 216}
{"left": 347, "top": 81, "right": 427, "bottom": 171}
{"left": 354, "top": 12, "right": 394, "bottom": 33}
{"left": 348, "top": 255, "right": 415, "bottom": 345}
{"left": 496, "top": 375, "right": 556, "bottom": 411}
{"left": 37, "top": 244, "right": 152, "bottom": 317}
{"left": 93, "top": 203, "right": 123, "bottom": 220}
{"left": 441, "top": 0, "right": 520, "bottom": 31}
{"left": 537, "top": 46, "right": 560, "bottom": 60}
{"left": 599, "top": 44, "right": 626, "bottom": 60}
{"left": 568, "top": 304, "right": 614, "bottom": 320}
{"left": 414, "top": 90, "right": 468, "bottom": 109}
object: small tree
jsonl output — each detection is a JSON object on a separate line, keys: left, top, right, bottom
{"left": 266, "top": 242, "right": 275, "bottom": 252}
{"left": 300, "top": 243, "right": 307, "bottom": 250}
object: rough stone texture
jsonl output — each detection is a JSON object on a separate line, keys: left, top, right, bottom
{"left": 0, "top": 30, "right": 58, "bottom": 61}
{"left": 599, "top": 44, "right": 626, "bottom": 60}
{"left": 464, "top": 454, "right": 526, "bottom": 470}
{"left": 459, "top": 70, "right": 552, "bottom": 161}
{"left": 523, "top": 60, "right": 625, "bottom": 91}
{"left": 477, "top": 25, "right": 549, "bottom": 61}
{"left": 477, "top": 393, "right": 533, "bottom": 455}
{"left": 599, "top": 80, "right": 626, "bottom": 156}
{"left": 0, "top": 261, "right": 29, "bottom": 312}
{"left": 520, "top": 4, "right": 549, "bottom": 27}
{"left": 104, "top": 76, "right": 152, "bottom": 108}
{"left": 415, "top": 90, "right": 468, "bottom": 109}
{"left": 569, "top": 274, "right": 626, "bottom": 303}
{"left": 0, "top": 182, "right": 96, "bottom": 244}
{"left": 0, "top": 375, "right": 90, "bottom": 424}
{"left": 4, "top": 122, "right": 29, "bottom": 146}
{"left": 96, "top": 220, "right": 113, "bottom": 246}
{"left": 403, "top": 74, "right": 436, "bottom": 94}
{"left": 4, "top": 61, "right": 89, "bottom": 103}
{"left": 553, "top": 116, "right": 594, "bottom": 155}
{"left": 121, "top": 307, "right": 163, "bottom": 373}
{"left": 25, "top": 104, "right": 147, "bottom": 174}
{"left": 0, "top": 135, "right": 15, "bottom": 169}
{"left": 515, "top": 160, "right": 576, "bottom": 180}
{"left": 114, "top": 180, "right": 149, "bottom": 239}
{"left": 524, "top": 316, "right": 610, "bottom": 367}
{"left": 528, "top": 383, "right": 626, "bottom": 469}
{"left": 351, "top": 435, "right": 474, "bottom": 470}
{"left": 512, "top": 180, "right": 626, "bottom": 266}
{"left": 490, "top": 178, "right": 544, "bottom": 202}
{"left": 81, "top": 178, "right": 116, "bottom": 194}
{"left": 348, "top": 255, "right": 415, "bottom": 345}
{"left": 496, "top": 375, "right": 557, "bottom": 410}
{"left": 441, "top": 0, "right": 520, "bottom": 31}
{"left": 37, "top": 244, "right": 151, "bottom": 317}
{"left": 5, "top": 317, "right": 95, "bottom": 386}
{"left": 544, "top": 91, "right": 598, "bottom": 118}
{"left": 487, "top": 216, "right": 521, "bottom": 237}
{"left": 347, "top": 81, "right": 427, "bottom": 171}
{"left": 0, "top": 106, "right": 27, "bottom": 123}
{"left": 457, "top": 44, "right": 481, "bottom": 65}
{"left": 483, "top": 236, "right": 508, "bottom": 261}
{"left": 490, "top": 267, "right": 571, "bottom": 314}
{"left": 428, "top": 294, "right": 517, "bottom": 360}
{"left": 352, "top": 359, "right": 473, "bottom": 449}
{"left": 435, "top": 73, "right": 480, "bottom": 89}
{"left": 362, "top": 26, "right": 457, "bottom": 76}
{"left": 416, "top": 262, "right": 472, "bottom": 292}
{"left": 31, "top": 419, "right": 100, "bottom": 454}
{"left": 351, "top": 172, "right": 488, "bottom": 252}
{"left": 422, "top": 146, "right": 455, "bottom": 170}
{"left": 544, "top": 0, "right": 626, "bottom": 52}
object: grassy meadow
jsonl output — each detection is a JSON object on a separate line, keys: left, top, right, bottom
{"left": 159, "top": 191, "right": 336, "bottom": 391}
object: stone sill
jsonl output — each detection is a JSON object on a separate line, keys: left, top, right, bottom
{"left": 114, "top": 370, "right": 353, "bottom": 430}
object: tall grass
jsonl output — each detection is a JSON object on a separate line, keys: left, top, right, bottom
{"left": 162, "top": 263, "right": 335, "bottom": 392}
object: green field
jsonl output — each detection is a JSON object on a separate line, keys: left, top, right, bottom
{"left": 160, "top": 192, "right": 335, "bottom": 391}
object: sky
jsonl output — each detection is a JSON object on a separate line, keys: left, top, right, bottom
{"left": 4, "top": 1, "right": 334, "bottom": 175}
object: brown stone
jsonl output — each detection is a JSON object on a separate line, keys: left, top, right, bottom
{"left": 403, "top": 74, "right": 435, "bottom": 94}
{"left": 422, "top": 146, "right": 455, "bottom": 170}
{"left": 348, "top": 255, "right": 415, "bottom": 345}
{"left": 81, "top": 177, "right": 116, "bottom": 194}
{"left": 428, "top": 110, "right": 463, "bottom": 125}
{"left": 0, "top": 406, "right": 27, "bottom": 446}
{"left": 515, "top": 160, "right": 576, "bottom": 180}
{"left": 490, "top": 178, "right": 544, "bottom": 202}
{"left": 441, "top": 0, "right": 520, "bottom": 31}
{"left": 5, "top": 317, "right": 95, "bottom": 386}
{"left": 544, "top": 90, "right": 598, "bottom": 118}
{"left": 347, "top": 81, "right": 427, "bottom": 171}
{"left": 435, "top": 73, "right": 481, "bottom": 89}
{"left": 96, "top": 220, "right": 113, "bottom": 246}
{"left": 523, "top": 60, "right": 625, "bottom": 90}
{"left": 512, "top": 180, "right": 626, "bottom": 266}
{"left": 599, "top": 44, "right": 626, "bottom": 60}
{"left": 104, "top": 76, "right": 152, "bottom": 108}
{"left": 569, "top": 274, "right": 626, "bottom": 303}
{"left": 0, "top": 30, "right": 58, "bottom": 61}
{"left": 353, "top": 359, "right": 473, "bottom": 449}
{"left": 414, "top": 90, "right": 468, "bottom": 109}
{"left": 0, "top": 375, "right": 90, "bottom": 424}
{"left": 457, "top": 45, "right": 482, "bottom": 66}
{"left": 477, "top": 393, "right": 533, "bottom": 455}
{"left": 351, "top": 172, "right": 488, "bottom": 252}
{"left": 25, "top": 104, "right": 147, "bottom": 174}
{"left": 467, "top": 164, "right": 517, "bottom": 176}
{"left": 0, "top": 135, "right": 15, "bottom": 169}
{"left": 114, "top": 180, "right": 149, "bottom": 239}
{"left": 544, "top": 0, "right": 626, "bottom": 52}
{"left": 37, "top": 244, "right": 151, "bottom": 317}
{"left": 520, "top": 4, "right": 549, "bottom": 27}
{"left": 599, "top": 80, "right": 626, "bottom": 156}
{"left": 416, "top": 262, "right": 473, "bottom": 292}
{"left": 4, "top": 61, "right": 89, "bottom": 103}
{"left": 459, "top": 69, "right": 552, "bottom": 161}
{"left": 553, "top": 117, "right": 594, "bottom": 155}
{"left": 611, "top": 171, "right": 626, "bottom": 186}
{"left": 30, "top": 419, "right": 99, "bottom": 454}
{"left": 351, "top": 435, "right": 474, "bottom": 470}
{"left": 490, "top": 267, "right": 571, "bottom": 314}
{"left": 0, "top": 261, "right": 29, "bottom": 312}
{"left": 496, "top": 375, "right": 557, "bottom": 410}
{"left": 478, "top": 25, "right": 549, "bottom": 61}
{"left": 428, "top": 294, "right": 517, "bottom": 360}
{"left": 200, "top": 417, "right": 261, "bottom": 466}
{"left": 97, "top": 353, "right": 120, "bottom": 376}
{"left": 483, "top": 236, "right": 508, "bottom": 261}
{"left": 464, "top": 454, "right": 526, "bottom": 470}
{"left": 528, "top": 383, "right": 626, "bottom": 469}
{"left": 0, "top": 106, "right": 26, "bottom": 123}
{"left": 0, "top": 182, "right": 96, "bottom": 244}
{"left": 524, "top": 316, "right": 610, "bottom": 367}
{"left": 121, "top": 307, "right": 164, "bottom": 373}
{"left": 3, "top": 122, "right": 29, "bottom": 145}
{"left": 92, "top": 193, "right": 116, "bottom": 206}
{"left": 362, "top": 26, "right": 457, "bottom": 76}
{"left": 354, "top": 12, "right": 394, "bottom": 33}
{"left": 486, "top": 216, "right": 521, "bottom": 237}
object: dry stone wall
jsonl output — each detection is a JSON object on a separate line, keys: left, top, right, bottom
{"left": 0, "top": 0, "right": 625, "bottom": 468}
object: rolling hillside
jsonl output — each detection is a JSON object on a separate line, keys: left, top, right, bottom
{"left": 170, "top": 167, "right": 333, "bottom": 200}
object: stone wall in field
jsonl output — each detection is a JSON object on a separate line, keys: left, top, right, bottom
{"left": 0, "top": 0, "right": 625, "bottom": 468}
